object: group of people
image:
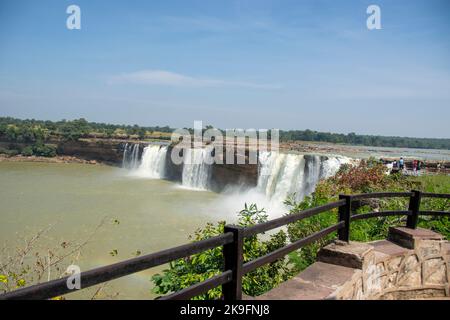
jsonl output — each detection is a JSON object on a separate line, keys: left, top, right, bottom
{"left": 392, "top": 157, "right": 405, "bottom": 170}
{"left": 391, "top": 157, "right": 424, "bottom": 176}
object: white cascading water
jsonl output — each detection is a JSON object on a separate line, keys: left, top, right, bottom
{"left": 321, "top": 156, "right": 351, "bottom": 177}
{"left": 122, "top": 143, "right": 129, "bottom": 168}
{"left": 257, "top": 152, "right": 351, "bottom": 202}
{"left": 133, "top": 145, "right": 168, "bottom": 179}
{"left": 181, "top": 147, "right": 214, "bottom": 190}
{"left": 123, "top": 144, "right": 351, "bottom": 207}
{"left": 122, "top": 143, "right": 141, "bottom": 169}
{"left": 303, "top": 155, "right": 322, "bottom": 197}
{"left": 258, "top": 153, "right": 305, "bottom": 201}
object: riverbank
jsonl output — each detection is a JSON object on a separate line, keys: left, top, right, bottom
{"left": 0, "top": 154, "right": 101, "bottom": 165}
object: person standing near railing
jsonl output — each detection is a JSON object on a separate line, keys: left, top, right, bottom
{"left": 417, "top": 161, "right": 423, "bottom": 176}
{"left": 399, "top": 157, "right": 405, "bottom": 171}
{"left": 393, "top": 160, "right": 398, "bottom": 169}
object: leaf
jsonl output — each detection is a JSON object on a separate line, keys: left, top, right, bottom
{"left": 16, "top": 279, "right": 26, "bottom": 288}
{"left": 0, "top": 275, "right": 8, "bottom": 284}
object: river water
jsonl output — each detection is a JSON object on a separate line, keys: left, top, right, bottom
{"left": 0, "top": 162, "right": 222, "bottom": 299}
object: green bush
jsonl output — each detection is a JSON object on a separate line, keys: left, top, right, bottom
{"left": 285, "top": 161, "right": 449, "bottom": 273}
{"left": 0, "top": 147, "right": 19, "bottom": 157}
{"left": 151, "top": 204, "right": 292, "bottom": 300}
{"left": 21, "top": 146, "right": 34, "bottom": 156}
{"left": 0, "top": 144, "right": 57, "bottom": 157}
{"left": 32, "top": 144, "right": 57, "bottom": 157}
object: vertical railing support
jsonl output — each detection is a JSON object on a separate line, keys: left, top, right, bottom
{"left": 406, "top": 190, "right": 422, "bottom": 229}
{"left": 338, "top": 195, "right": 352, "bottom": 242}
{"left": 222, "top": 225, "right": 244, "bottom": 301}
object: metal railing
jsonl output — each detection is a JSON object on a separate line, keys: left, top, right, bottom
{"left": 1, "top": 190, "right": 448, "bottom": 300}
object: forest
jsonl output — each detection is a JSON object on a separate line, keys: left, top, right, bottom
{"left": 278, "top": 129, "right": 450, "bottom": 150}
{"left": 0, "top": 116, "right": 449, "bottom": 150}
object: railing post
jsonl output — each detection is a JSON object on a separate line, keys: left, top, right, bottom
{"left": 338, "top": 195, "right": 352, "bottom": 242}
{"left": 222, "top": 225, "right": 244, "bottom": 301}
{"left": 406, "top": 190, "right": 422, "bottom": 229}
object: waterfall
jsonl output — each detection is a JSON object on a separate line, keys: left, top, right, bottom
{"left": 122, "top": 142, "right": 350, "bottom": 200}
{"left": 132, "top": 144, "right": 140, "bottom": 169}
{"left": 320, "top": 157, "right": 351, "bottom": 178}
{"left": 122, "top": 143, "right": 141, "bottom": 169}
{"left": 133, "top": 145, "right": 168, "bottom": 179}
{"left": 181, "top": 147, "right": 214, "bottom": 190}
{"left": 123, "top": 144, "right": 214, "bottom": 189}
{"left": 257, "top": 152, "right": 350, "bottom": 202}
{"left": 122, "top": 143, "right": 129, "bottom": 168}
{"left": 304, "top": 155, "right": 322, "bottom": 196}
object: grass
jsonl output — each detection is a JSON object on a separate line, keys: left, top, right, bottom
{"left": 409, "top": 174, "right": 450, "bottom": 239}
{"left": 411, "top": 174, "right": 450, "bottom": 194}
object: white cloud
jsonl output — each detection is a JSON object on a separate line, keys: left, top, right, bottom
{"left": 109, "top": 70, "right": 281, "bottom": 90}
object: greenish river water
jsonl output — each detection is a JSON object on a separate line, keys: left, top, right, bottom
{"left": 0, "top": 162, "right": 223, "bottom": 299}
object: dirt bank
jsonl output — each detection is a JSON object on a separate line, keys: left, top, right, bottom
{"left": 0, "top": 154, "right": 101, "bottom": 165}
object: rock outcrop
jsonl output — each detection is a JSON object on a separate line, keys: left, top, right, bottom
{"left": 57, "top": 139, "right": 126, "bottom": 165}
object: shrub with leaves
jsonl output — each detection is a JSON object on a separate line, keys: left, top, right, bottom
{"left": 285, "top": 160, "right": 449, "bottom": 273}
{"left": 151, "top": 204, "right": 292, "bottom": 300}
{"left": 0, "top": 219, "right": 118, "bottom": 300}
{"left": 32, "top": 143, "right": 57, "bottom": 157}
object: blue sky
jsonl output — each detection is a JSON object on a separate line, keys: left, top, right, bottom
{"left": 0, "top": 0, "right": 449, "bottom": 138}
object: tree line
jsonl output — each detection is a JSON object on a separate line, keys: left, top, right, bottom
{"left": 0, "top": 117, "right": 449, "bottom": 150}
{"left": 278, "top": 130, "right": 450, "bottom": 150}
{"left": 0, "top": 117, "right": 173, "bottom": 142}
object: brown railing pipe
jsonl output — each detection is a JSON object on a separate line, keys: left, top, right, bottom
{"left": 222, "top": 225, "right": 244, "bottom": 301}
{"left": 406, "top": 190, "right": 422, "bottom": 229}
{"left": 338, "top": 195, "right": 353, "bottom": 242}
{"left": 243, "top": 200, "right": 345, "bottom": 237}
{"left": 0, "top": 232, "right": 234, "bottom": 300}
